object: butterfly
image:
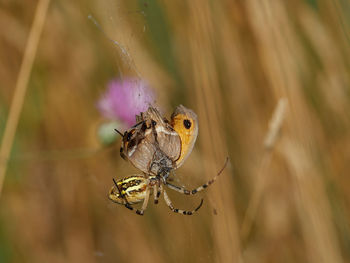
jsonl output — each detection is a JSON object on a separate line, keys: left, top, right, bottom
{"left": 118, "top": 105, "right": 198, "bottom": 177}
{"left": 110, "top": 105, "right": 228, "bottom": 215}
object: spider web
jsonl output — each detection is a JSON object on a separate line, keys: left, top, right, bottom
{"left": 91, "top": 2, "right": 214, "bottom": 262}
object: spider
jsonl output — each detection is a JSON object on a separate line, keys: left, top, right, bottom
{"left": 108, "top": 157, "right": 228, "bottom": 215}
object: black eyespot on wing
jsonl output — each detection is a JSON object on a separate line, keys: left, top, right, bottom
{"left": 183, "top": 119, "right": 192, "bottom": 129}
{"left": 151, "top": 120, "right": 157, "bottom": 127}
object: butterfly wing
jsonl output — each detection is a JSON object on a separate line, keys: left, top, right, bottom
{"left": 144, "top": 107, "right": 181, "bottom": 162}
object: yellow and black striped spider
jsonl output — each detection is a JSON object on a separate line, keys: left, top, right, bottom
{"left": 108, "top": 158, "right": 228, "bottom": 215}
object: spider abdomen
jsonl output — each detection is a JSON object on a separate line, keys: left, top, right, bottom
{"left": 109, "top": 175, "right": 154, "bottom": 205}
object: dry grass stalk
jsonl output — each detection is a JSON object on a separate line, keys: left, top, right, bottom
{"left": 0, "top": 0, "right": 50, "bottom": 197}
{"left": 241, "top": 97, "right": 288, "bottom": 240}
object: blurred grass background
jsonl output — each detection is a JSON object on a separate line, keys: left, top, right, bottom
{"left": 1, "top": 0, "right": 350, "bottom": 262}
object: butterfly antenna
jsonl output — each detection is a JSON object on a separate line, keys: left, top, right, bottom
{"left": 114, "top": 129, "right": 124, "bottom": 136}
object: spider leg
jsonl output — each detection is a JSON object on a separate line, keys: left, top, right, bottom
{"left": 165, "top": 157, "right": 229, "bottom": 195}
{"left": 153, "top": 184, "right": 158, "bottom": 204}
{"left": 112, "top": 178, "right": 130, "bottom": 204}
{"left": 165, "top": 183, "right": 191, "bottom": 195}
{"left": 124, "top": 187, "right": 151, "bottom": 216}
{"left": 153, "top": 183, "right": 161, "bottom": 204}
{"left": 162, "top": 187, "right": 204, "bottom": 215}
{"left": 112, "top": 178, "right": 138, "bottom": 212}
{"left": 136, "top": 187, "right": 150, "bottom": 215}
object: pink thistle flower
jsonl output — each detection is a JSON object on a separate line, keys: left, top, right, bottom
{"left": 97, "top": 78, "right": 155, "bottom": 127}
